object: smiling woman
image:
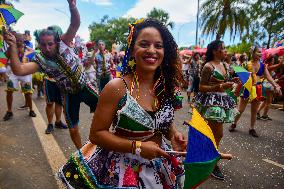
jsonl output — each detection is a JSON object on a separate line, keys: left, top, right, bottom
{"left": 59, "top": 18, "right": 186, "bottom": 189}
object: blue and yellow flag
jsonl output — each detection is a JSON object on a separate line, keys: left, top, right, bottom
{"left": 183, "top": 108, "right": 221, "bottom": 189}
{"left": 232, "top": 65, "right": 256, "bottom": 100}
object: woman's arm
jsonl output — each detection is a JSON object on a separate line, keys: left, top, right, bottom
{"left": 89, "top": 78, "right": 132, "bottom": 152}
{"left": 264, "top": 66, "right": 279, "bottom": 88}
{"left": 199, "top": 64, "right": 222, "bottom": 92}
{"left": 264, "top": 66, "right": 282, "bottom": 95}
{"left": 89, "top": 78, "right": 170, "bottom": 159}
{"left": 267, "top": 63, "right": 282, "bottom": 71}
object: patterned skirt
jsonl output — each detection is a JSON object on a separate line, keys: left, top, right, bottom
{"left": 194, "top": 92, "right": 239, "bottom": 123}
{"left": 58, "top": 141, "right": 184, "bottom": 189}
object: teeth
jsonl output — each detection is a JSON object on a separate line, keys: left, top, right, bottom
{"left": 145, "top": 58, "right": 156, "bottom": 61}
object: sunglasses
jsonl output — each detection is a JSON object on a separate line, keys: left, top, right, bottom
{"left": 40, "top": 42, "right": 55, "bottom": 47}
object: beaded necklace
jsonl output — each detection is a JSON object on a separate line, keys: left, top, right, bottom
{"left": 130, "top": 71, "right": 164, "bottom": 110}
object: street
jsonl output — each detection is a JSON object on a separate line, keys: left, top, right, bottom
{"left": 0, "top": 85, "right": 283, "bottom": 189}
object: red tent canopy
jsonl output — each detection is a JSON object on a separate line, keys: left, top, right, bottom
{"left": 193, "top": 48, "right": 207, "bottom": 55}
{"left": 179, "top": 49, "right": 193, "bottom": 56}
{"left": 264, "top": 46, "right": 284, "bottom": 60}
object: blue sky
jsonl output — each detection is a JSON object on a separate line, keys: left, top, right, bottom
{"left": 13, "top": 0, "right": 240, "bottom": 48}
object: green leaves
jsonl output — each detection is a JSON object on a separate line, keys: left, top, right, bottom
{"left": 89, "top": 16, "right": 136, "bottom": 50}
{"left": 200, "top": 0, "right": 250, "bottom": 41}
{"left": 200, "top": 0, "right": 284, "bottom": 48}
{"left": 146, "top": 7, "right": 174, "bottom": 29}
{"left": 88, "top": 8, "right": 173, "bottom": 50}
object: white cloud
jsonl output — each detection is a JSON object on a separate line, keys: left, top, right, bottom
{"left": 12, "top": 0, "right": 90, "bottom": 45}
{"left": 80, "top": 0, "right": 113, "bottom": 6}
{"left": 124, "top": 0, "right": 198, "bottom": 24}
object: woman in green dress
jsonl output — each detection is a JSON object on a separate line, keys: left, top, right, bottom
{"left": 194, "top": 40, "right": 237, "bottom": 180}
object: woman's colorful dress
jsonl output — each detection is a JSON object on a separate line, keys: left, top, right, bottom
{"left": 58, "top": 78, "right": 184, "bottom": 189}
{"left": 194, "top": 62, "right": 239, "bottom": 123}
{"left": 242, "top": 61, "right": 266, "bottom": 101}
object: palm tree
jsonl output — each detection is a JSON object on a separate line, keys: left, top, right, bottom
{"left": 147, "top": 8, "right": 174, "bottom": 29}
{"left": 200, "top": 0, "right": 250, "bottom": 40}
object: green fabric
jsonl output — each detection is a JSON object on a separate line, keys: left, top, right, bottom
{"left": 184, "top": 157, "right": 220, "bottom": 189}
{"left": 0, "top": 51, "right": 6, "bottom": 58}
{"left": 225, "top": 89, "right": 237, "bottom": 103}
{"left": 6, "top": 7, "right": 24, "bottom": 20}
{"left": 212, "top": 70, "right": 225, "bottom": 80}
{"left": 231, "top": 65, "right": 248, "bottom": 73}
{"left": 118, "top": 114, "right": 150, "bottom": 131}
{"left": 196, "top": 105, "right": 239, "bottom": 123}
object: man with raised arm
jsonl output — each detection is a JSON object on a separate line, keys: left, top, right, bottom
{"left": 3, "top": 0, "right": 98, "bottom": 149}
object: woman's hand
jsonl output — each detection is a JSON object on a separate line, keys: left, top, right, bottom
{"left": 231, "top": 77, "right": 242, "bottom": 84}
{"left": 2, "top": 27, "right": 16, "bottom": 47}
{"left": 140, "top": 141, "right": 170, "bottom": 160}
{"left": 171, "top": 132, "right": 187, "bottom": 152}
{"left": 221, "top": 82, "right": 234, "bottom": 90}
{"left": 274, "top": 85, "right": 282, "bottom": 96}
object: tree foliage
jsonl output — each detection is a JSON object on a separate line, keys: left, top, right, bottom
{"left": 89, "top": 8, "right": 174, "bottom": 50}
{"left": 146, "top": 7, "right": 174, "bottom": 29}
{"left": 227, "top": 41, "right": 252, "bottom": 54}
{"left": 200, "top": 0, "right": 250, "bottom": 40}
{"left": 245, "top": 0, "right": 284, "bottom": 48}
{"left": 89, "top": 16, "right": 136, "bottom": 50}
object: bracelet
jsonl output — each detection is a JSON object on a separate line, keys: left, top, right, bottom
{"left": 135, "top": 141, "right": 142, "bottom": 156}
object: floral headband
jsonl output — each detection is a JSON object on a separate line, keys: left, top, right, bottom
{"left": 122, "top": 18, "right": 145, "bottom": 72}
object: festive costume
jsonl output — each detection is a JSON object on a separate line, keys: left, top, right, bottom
{"left": 33, "top": 40, "right": 98, "bottom": 128}
{"left": 187, "top": 60, "right": 201, "bottom": 93}
{"left": 95, "top": 51, "right": 112, "bottom": 92}
{"left": 242, "top": 61, "right": 266, "bottom": 101}
{"left": 194, "top": 62, "right": 238, "bottom": 123}
{"left": 58, "top": 77, "right": 184, "bottom": 189}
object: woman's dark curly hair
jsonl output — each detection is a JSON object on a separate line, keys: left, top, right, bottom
{"left": 200, "top": 39, "right": 224, "bottom": 70}
{"left": 205, "top": 39, "right": 224, "bottom": 63}
{"left": 122, "top": 18, "right": 182, "bottom": 105}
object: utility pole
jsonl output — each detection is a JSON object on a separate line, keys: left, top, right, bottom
{"left": 195, "top": 0, "right": 200, "bottom": 46}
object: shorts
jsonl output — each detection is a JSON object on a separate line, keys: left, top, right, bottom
{"left": 6, "top": 73, "right": 33, "bottom": 94}
{"left": 64, "top": 85, "right": 98, "bottom": 128}
{"left": 187, "top": 76, "right": 200, "bottom": 93}
{"left": 45, "top": 79, "right": 63, "bottom": 105}
{"left": 97, "top": 74, "right": 111, "bottom": 92}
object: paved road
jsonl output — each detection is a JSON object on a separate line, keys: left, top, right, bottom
{"left": 0, "top": 85, "right": 283, "bottom": 189}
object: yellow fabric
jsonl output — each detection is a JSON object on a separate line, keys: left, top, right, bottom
{"left": 188, "top": 108, "right": 218, "bottom": 151}
{"left": 0, "top": 62, "right": 5, "bottom": 68}
{"left": 0, "top": 5, "right": 13, "bottom": 9}
{"left": 249, "top": 86, "right": 257, "bottom": 101}
{"left": 245, "top": 61, "right": 262, "bottom": 84}
{"left": 32, "top": 72, "right": 45, "bottom": 82}
{"left": 243, "top": 74, "right": 252, "bottom": 93}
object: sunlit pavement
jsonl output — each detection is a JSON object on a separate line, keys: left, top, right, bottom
{"left": 0, "top": 85, "right": 283, "bottom": 189}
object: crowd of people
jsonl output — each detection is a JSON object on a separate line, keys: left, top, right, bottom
{"left": 0, "top": 0, "right": 283, "bottom": 188}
